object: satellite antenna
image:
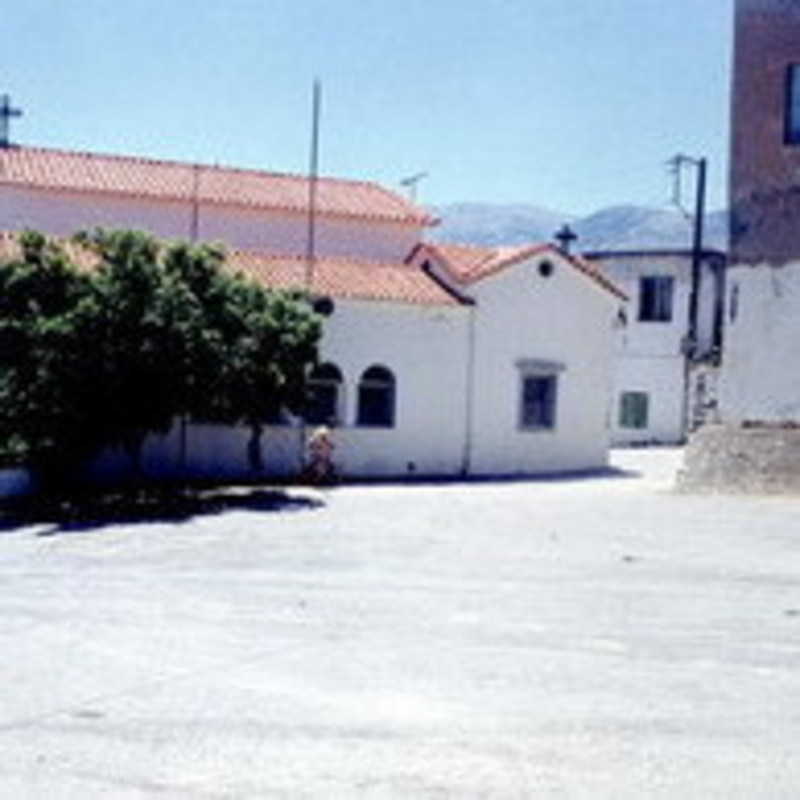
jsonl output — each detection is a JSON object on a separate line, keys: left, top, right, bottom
{"left": 399, "top": 171, "right": 428, "bottom": 203}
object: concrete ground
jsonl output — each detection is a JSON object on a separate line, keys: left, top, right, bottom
{"left": 2, "top": 447, "right": 800, "bottom": 798}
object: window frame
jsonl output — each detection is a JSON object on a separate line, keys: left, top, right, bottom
{"left": 305, "top": 362, "right": 344, "bottom": 426}
{"left": 619, "top": 391, "right": 649, "bottom": 430}
{"left": 356, "top": 365, "right": 396, "bottom": 428}
{"left": 638, "top": 275, "right": 674, "bottom": 323}
{"left": 516, "top": 359, "right": 564, "bottom": 432}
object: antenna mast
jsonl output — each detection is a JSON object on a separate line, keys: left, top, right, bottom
{"left": 305, "top": 79, "right": 322, "bottom": 289}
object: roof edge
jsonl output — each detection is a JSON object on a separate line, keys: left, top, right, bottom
{"left": 582, "top": 247, "right": 727, "bottom": 261}
{"left": 0, "top": 144, "right": 438, "bottom": 226}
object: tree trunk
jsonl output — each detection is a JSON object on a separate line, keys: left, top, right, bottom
{"left": 247, "top": 423, "right": 264, "bottom": 474}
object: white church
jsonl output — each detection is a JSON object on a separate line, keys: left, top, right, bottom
{"left": 0, "top": 142, "right": 626, "bottom": 480}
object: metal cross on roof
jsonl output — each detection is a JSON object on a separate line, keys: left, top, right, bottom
{"left": 0, "top": 94, "right": 23, "bottom": 148}
{"left": 554, "top": 223, "right": 578, "bottom": 254}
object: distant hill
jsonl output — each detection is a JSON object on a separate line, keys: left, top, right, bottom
{"left": 430, "top": 202, "right": 728, "bottom": 252}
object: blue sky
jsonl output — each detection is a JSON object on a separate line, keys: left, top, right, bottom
{"left": 3, "top": 0, "right": 732, "bottom": 215}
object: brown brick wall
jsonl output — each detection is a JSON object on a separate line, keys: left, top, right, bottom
{"left": 730, "top": 0, "right": 800, "bottom": 264}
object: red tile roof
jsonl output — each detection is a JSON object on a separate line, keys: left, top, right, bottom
{"left": 411, "top": 241, "right": 627, "bottom": 300}
{"left": 0, "top": 232, "right": 462, "bottom": 307}
{"left": 228, "top": 250, "right": 463, "bottom": 306}
{"left": 0, "top": 145, "right": 438, "bottom": 227}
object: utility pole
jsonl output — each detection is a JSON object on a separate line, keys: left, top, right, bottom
{"left": 305, "top": 79, "right": 322, "bottom": 289}
{"left": 668, "top": 154, "right": 708, "bottom": 439}
{"left": 667, "top": 154, "right": 707, "bottom": 358}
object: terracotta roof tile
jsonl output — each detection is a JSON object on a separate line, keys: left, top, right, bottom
{"left": 0, "top": 145, "right": 438, "bottom": 227}
{"left": 0, "top": 232, "right": 462, "bottom": 307}
{"left": 229, "top": 250, "right": 463, "bottom": 306}
{"left": 414, "top": 241, "right": 627, "bottom": 300}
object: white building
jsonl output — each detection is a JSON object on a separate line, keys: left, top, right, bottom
{"left": 718, "top": 0, "right": 800, "bottom": 426}
{"left": 584, "top": 249, "right": 726, "bottom": 446}
{"left": 0, "top": 145, "right": 625, "bottom": 480}
{"left": 676, "top": 0, "right": 800, "bottom": 492}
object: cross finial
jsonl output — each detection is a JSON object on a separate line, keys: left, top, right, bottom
{"left": 554, "top": 223, "right": 578, "bottom": 254}
{"left": 0, "top": 94, "right": 23, "bottom": 148}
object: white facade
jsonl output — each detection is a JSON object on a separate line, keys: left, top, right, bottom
{"left": 467, "top": 256, "right": 616, "bottom": 474}
{"left": 0, "top": 147, "right": 624, "bottom": 484}
{"left": 585, "top": 251, "right": 725, "bottom": 446}
{"left": 719, "top": 261, "right": 800, "bottom": 423}
{"left": 88, "top": 251, "right": 621, "bottom": 481}
{"left": 0, "top": 184, "right": 424, "bottom": 263}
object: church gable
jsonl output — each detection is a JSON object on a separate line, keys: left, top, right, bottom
{"left": 408, "top": 241, "right": 626, "bottom": 301}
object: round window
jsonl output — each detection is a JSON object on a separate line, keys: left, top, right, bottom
{"left": 538, "top": 260, "right": 554, "bottom": 277}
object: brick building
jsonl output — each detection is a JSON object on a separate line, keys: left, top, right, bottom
{"left": 719, "top": 0, "right": 800, "bottom": 424}
{"left": 681, "top": 0, "right": 800, "bottom": 490}
{"left": 729, "top": 0, "right": 800, "bottom": 265}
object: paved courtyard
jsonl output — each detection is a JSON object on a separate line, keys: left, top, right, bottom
{"left": 2, "top": 448, "right": 800, "bottom": 798}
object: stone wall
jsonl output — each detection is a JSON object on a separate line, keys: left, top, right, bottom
{"left": 677, "top": 423, "right": 800, "bottom": 493}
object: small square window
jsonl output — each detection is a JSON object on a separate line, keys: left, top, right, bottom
{"left": 619, "top": 391, "right": 649, "bottom": 430}
{"left": 520, "top": 374, "right": 557, "bottom": 430}
{"left": 639, "top": 276, "right": 674, "bottom": 322}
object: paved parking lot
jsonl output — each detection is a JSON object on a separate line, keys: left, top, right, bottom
{"left": 2, "top": 448, "right": 800, "bottom": 798}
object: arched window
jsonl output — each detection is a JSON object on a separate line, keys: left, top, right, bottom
{"left": 305, "top": 363, "right": 343, "bottom": 425}
{"left": 357, "top": 365, "right": 395, "bottom": 428}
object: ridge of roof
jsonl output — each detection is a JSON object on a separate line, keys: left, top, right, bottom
{"left": 0, "top": 145, "right": 439, "bottom": 227}
{"left": 0, "top": 143, "right": 386, "bottom": 192}
{"left": 417, "top": 240, "right": 628, "bottom": 300}
{"left": 582, "top": 247, "right": 727, "bottom": 260}
{"left": 563, "top": 252, "right": 629, "bottom": 301}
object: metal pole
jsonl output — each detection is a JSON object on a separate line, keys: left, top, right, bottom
{"left": 687, "top": 157, "right": 707, "bottom": 355}
{"left": 305, "top": 79, "right": 321, "bottom": 289}
{"left": 190, "top": 163, "right": 200, "bottom": 243}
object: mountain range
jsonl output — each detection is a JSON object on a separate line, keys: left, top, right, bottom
{"left": 429, "top": 203, "right": 729, "bottom": 253}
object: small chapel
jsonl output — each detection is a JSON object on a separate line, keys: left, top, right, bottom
{"left": 0, "top": 129, "right": 625, "bottom": 480}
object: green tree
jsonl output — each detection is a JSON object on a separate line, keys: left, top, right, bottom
{"left": 0, "top": 229, "right": 322, "bottom": 486}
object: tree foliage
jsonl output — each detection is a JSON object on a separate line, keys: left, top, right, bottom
{"left": 0, "top": 229, "right": 322, "bottom": 483}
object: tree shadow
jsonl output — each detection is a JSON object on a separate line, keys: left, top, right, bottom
{"left": 346, "top": 464, "right": 643, "bottom": 487}
{"left": 0, "top": 485, "right": 324, "bottom": 535}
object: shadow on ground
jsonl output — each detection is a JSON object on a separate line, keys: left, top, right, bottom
{"left": 346, "top": 465, "right": 642, "bottom": 487}
{"left": 0, "top": 486, "right": 324, "bottom": 535}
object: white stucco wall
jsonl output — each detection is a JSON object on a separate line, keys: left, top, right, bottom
{"left": 720, "top": 261, "right": 800, "bottom": 422}
{"left": 81, "top": 272, "right": 617, "bottom": 483}
{"left": 199, "top": 204, "right": 422, "bottom": 262}
{"left": 316, "top": 299, "right": 470, "bottom": 477}
{"left": 467, "top": 255, "right": 618, "bottom": 475}
{"left": 88, "top": 424, "right": 304, "bottom": 482}
{"left": 610, "top": 357, "right": 686, "bottom": 445}
{"left": 0, "top": 185, "right": 423, "bottom": 262}
{"left": 89, "top": 299, "right": 471, "bottom": 482}
{"left": 0, "top": 185, "right": 193, "bottom": 241}
{"left": 595, "top": 254, "right": 720, "bottom": 446}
